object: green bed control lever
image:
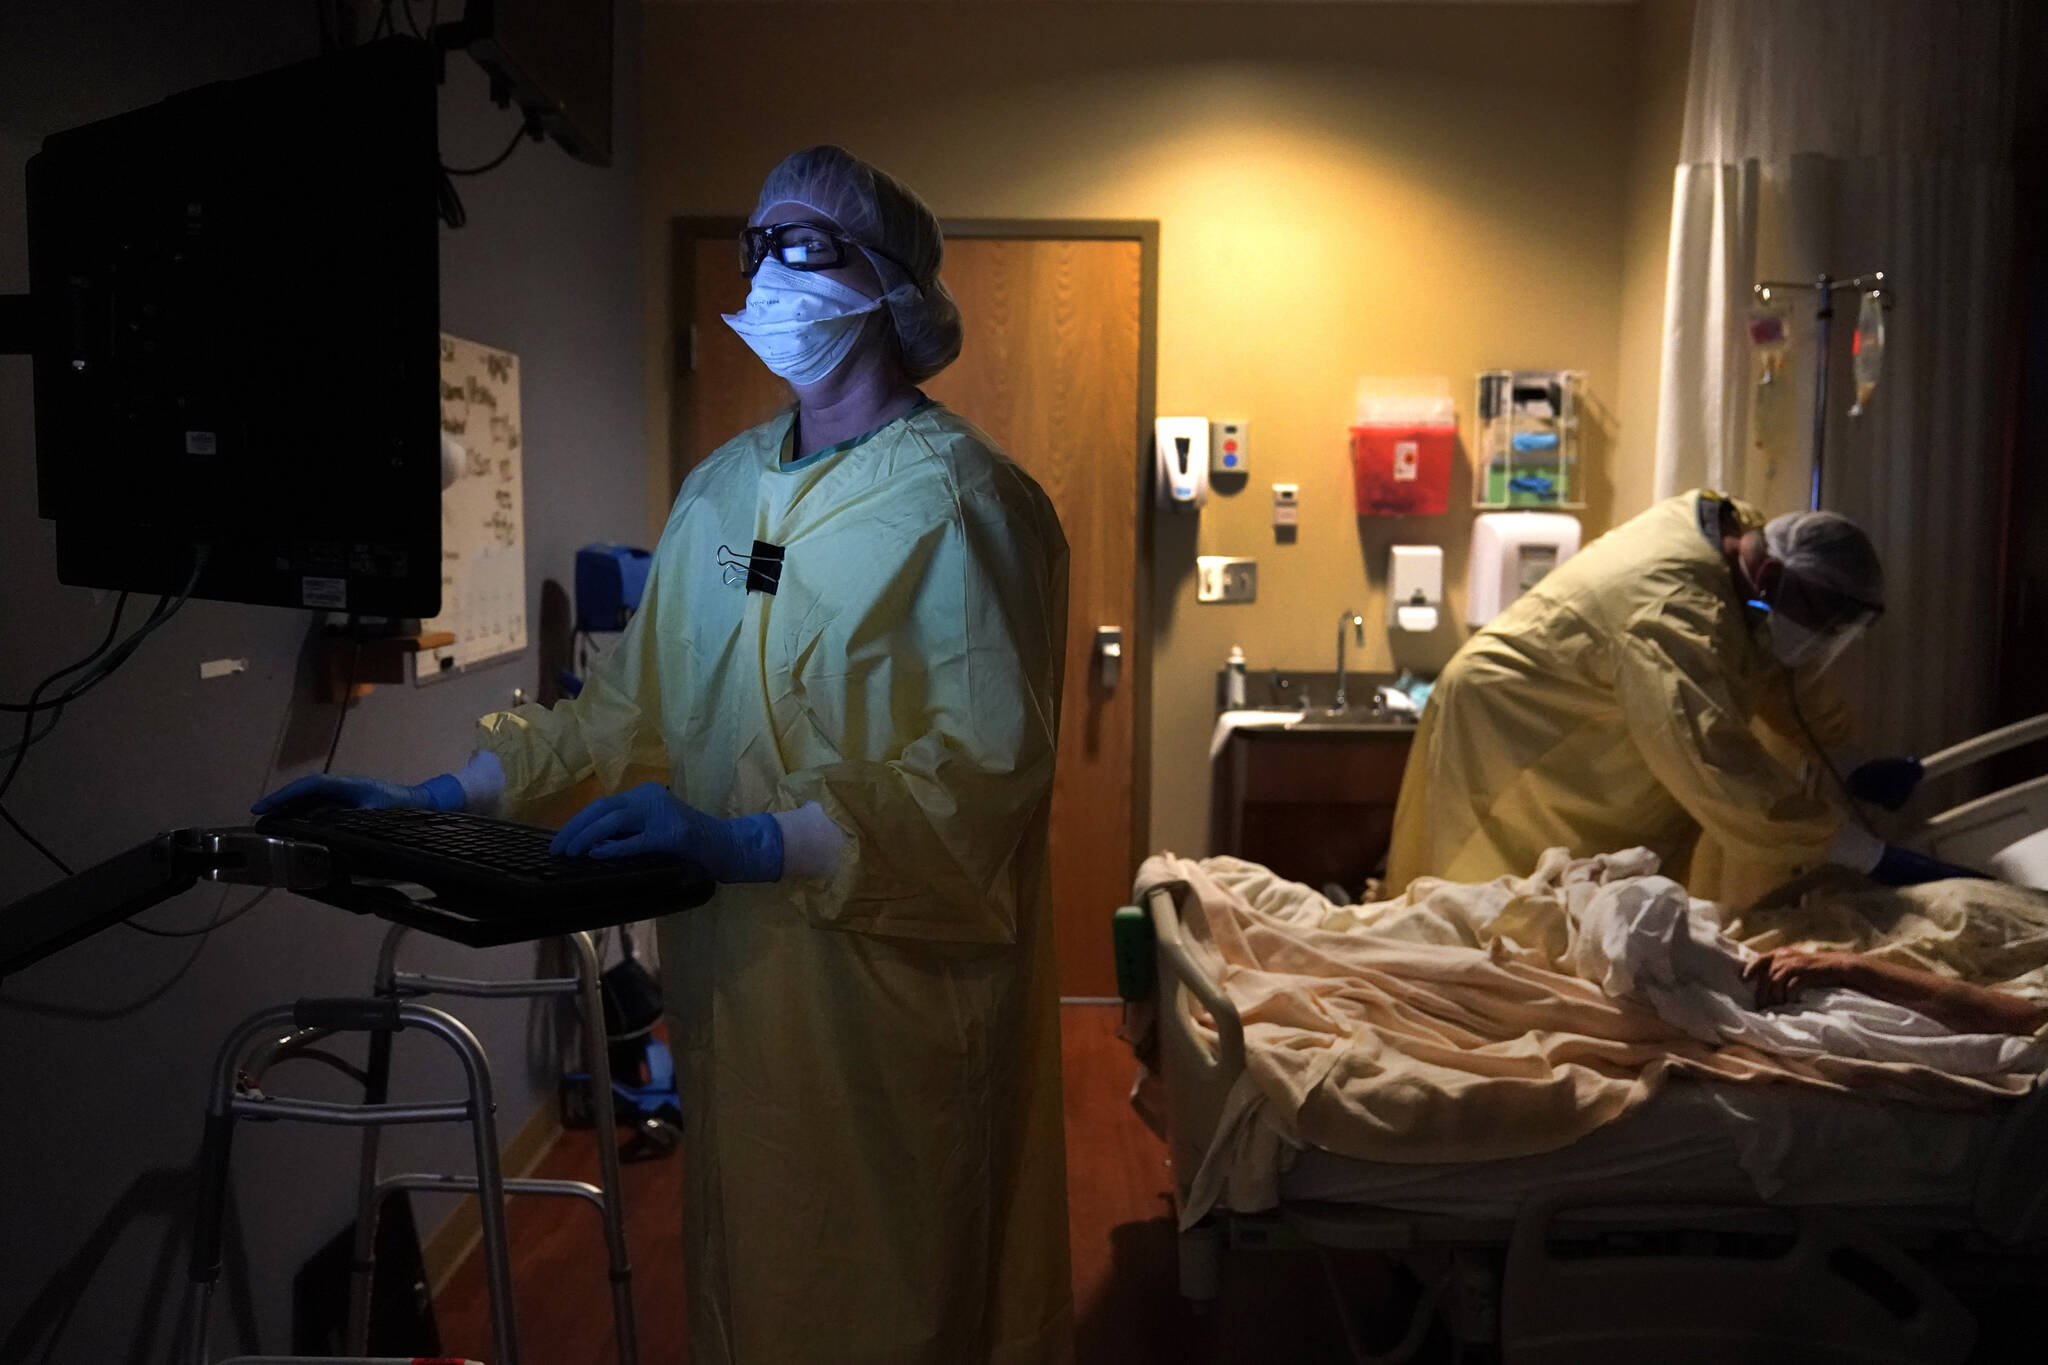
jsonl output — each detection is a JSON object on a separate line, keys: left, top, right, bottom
{"left": 1111, "top": 904, "right": 1156, "bottom": 1002}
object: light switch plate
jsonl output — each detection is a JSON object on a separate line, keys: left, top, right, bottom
{"left": 1197, "top": 555, "right": 1257, "bottom": 603}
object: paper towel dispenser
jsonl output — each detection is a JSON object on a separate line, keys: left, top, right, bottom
{"left": 1467, "top": 512, "right": 1581, "bottom": 626}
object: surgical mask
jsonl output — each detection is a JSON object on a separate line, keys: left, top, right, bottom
{"left": 722, "top": 259, "right": 883, "bottom": 386}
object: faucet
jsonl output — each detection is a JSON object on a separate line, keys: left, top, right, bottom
{"left": 1330, "top": 609, "right": 1365, "bottom": 715}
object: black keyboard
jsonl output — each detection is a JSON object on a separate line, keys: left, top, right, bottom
{"left": 308, "top": 807, "right": 647, "bottom": 877}
{"left": 256, "top": 805, "right": 713, "bottom": 933}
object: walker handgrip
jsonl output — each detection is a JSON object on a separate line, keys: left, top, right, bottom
{"left": 293, "top": 997, "right": 405, "bottom": 1032}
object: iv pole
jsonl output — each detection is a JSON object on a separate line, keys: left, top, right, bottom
{"left": 1752, "top": 272, "right": 1891, "bottom": 511}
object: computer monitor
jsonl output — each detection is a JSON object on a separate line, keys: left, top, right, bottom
{"left": 25, "top": 37, "right": 443, "bottom": 617}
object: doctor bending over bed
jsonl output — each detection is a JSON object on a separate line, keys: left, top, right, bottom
{"left": 1387, "top": 490, "right": 1977, "bottom": 909}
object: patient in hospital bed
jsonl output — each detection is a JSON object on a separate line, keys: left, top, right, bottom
{"left": 1135, "top": 845, "right": 2048, "bottom": 1222}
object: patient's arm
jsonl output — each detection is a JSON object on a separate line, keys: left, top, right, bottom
{"left": 1745, "top": 948, "right": 2048, "bottom": 1037}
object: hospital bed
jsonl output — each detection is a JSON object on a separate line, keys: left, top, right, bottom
{"left": 1912, "top": 712, "right": 2048, "bottom": 889}
{"left": 1119, "top": 713, "right": 2048, "bottom": 1363}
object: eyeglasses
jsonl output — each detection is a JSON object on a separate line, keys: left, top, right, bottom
{"left": 739, "top": 221, "right": 914, "bottom": 280}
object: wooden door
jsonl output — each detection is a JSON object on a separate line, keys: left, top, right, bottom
{"left": 927, "top": 239, "right": 1142, "bottom": 998}
{"left": 677, "top": 236, "right": 794, "bottom": 488}
{"left": 672, "top": 228, "right": 1146, "bottom": 997}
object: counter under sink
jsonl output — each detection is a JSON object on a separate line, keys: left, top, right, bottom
{"left": 1209, "top": 705, "right": 1417, "bottom": 895}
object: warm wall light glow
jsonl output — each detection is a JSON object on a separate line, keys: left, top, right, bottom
{"left": 643, "top": 0, "right": 1667, "bottom": 856}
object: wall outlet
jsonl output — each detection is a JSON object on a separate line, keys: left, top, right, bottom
{"left": 1197, "top": 555, "right": 1257, "bottom": 603}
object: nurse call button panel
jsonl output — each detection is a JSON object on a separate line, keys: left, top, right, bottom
{"left": 1211, "top": 420, "right": 1248, "bottom": 475}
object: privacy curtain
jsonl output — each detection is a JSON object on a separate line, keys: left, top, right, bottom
{"left": 1653, "top": 0, "right": 2020, "bottom": 758}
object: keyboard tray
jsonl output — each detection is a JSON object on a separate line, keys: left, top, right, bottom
{"left": 255, "top": 807, "right": 714, "bottom": 946}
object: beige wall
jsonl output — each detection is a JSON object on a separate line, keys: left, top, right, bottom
{"left": 1613, "top": 0, "right": 1698, "bottom": 520}
{"left": 641, "top": 0, "right": 1686, "bottom": 858}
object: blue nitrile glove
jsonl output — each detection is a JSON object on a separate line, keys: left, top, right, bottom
{"left": 252, "top": 772, "right": 464, "bottom": 816}
{"left": 550, "top": 781, "right": 783, "bottom": 883}
{"left": 1871, "top": 844, "right": 1985, "bottom": 887}
{"left": 1846, "top": 756, "right": 1925, "bottom": 812}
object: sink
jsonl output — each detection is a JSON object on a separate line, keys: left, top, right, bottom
{"left": 1291, "top": 708, "right": 1418, "bottom": 732}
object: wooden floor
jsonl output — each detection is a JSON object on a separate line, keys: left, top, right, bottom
{"left": 430, "top": 1005, "right": 2048, "bottom": 1365}
{"left": 433, "top": 1003, "right": 1377, "bottom": 1363}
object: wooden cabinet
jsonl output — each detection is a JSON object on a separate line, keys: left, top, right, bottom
{"left": 1209, "top": 727, "right": 1415, "bottom": 895}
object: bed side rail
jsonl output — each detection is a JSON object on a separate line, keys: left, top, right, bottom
{"left": 1920, "top": 712, "right": 2048, "bottom": 783}
{"left": 1115, "top": 882, "right": 1246, "bottom": 1077}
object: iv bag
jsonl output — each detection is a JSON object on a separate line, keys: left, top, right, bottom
{"left": 1748, "top": 308, "right": 1791, "bottom": 386}
{"left": 1851, "top": 291, "right": 1885, "bottom": 416}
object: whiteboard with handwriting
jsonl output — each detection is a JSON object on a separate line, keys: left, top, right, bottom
{"left": 418, "top": 333, "right": 527, "bottom": 679}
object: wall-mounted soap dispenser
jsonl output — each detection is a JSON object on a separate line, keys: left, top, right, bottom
{"left": 1389, "top": 545, "right": 1443, "bottom": 632}
{"left": 1155, "top": 416, "right": 1210, "bottom": 510}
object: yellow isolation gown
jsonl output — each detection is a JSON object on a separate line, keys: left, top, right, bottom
{"left": 474, "top": 402, "right": 1074, "bottom": 1364}
{"left": 1387, "top": 490, "right": 1852, "bottom": 910}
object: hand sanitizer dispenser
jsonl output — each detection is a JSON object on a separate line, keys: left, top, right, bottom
{"left": 1467, "top": 512, "right": 1581, "bottom": 625}
{"left": 1389, "top": 545, "right": 1443, "bottom": 632}
{"left": 1155, "top": 416, "right": 1210, "bottom": 510}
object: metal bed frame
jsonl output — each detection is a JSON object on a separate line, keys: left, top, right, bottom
{"left": 1126, "top": 873, "right": 2048, "bottom": 1363}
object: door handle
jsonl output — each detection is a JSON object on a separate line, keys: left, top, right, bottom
{"left": 1095, "top": 626, "right": 1123, "bottom": 691}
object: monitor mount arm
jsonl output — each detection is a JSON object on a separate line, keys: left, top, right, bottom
{"left": 0, "top": 829, "right": 333, "bottom": 978}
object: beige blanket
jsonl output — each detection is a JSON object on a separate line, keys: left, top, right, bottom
{"left": 1136, "top": 849, "right": 2048, "bottom": 1224}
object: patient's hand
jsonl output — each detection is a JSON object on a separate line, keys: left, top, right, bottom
{"left": 1744, "top": 948, "right": 1864, "bottom": 1009}
{"left": 1746, "top": 947, "right": 2048, "bottom": 1036}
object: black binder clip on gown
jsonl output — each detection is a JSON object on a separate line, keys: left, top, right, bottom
{"left": 718, "top": 541, "right": 785, "bottom": 595}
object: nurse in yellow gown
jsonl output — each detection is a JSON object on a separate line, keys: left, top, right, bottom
{"left": 261, "top": 146, "right": 1075, "bottom": 1363}
{"left": 534, "top": 147, "right": 1074, "bottom": 1364}
{"left": 1386, "top": 490, "right": 1959, "bottom": 909}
